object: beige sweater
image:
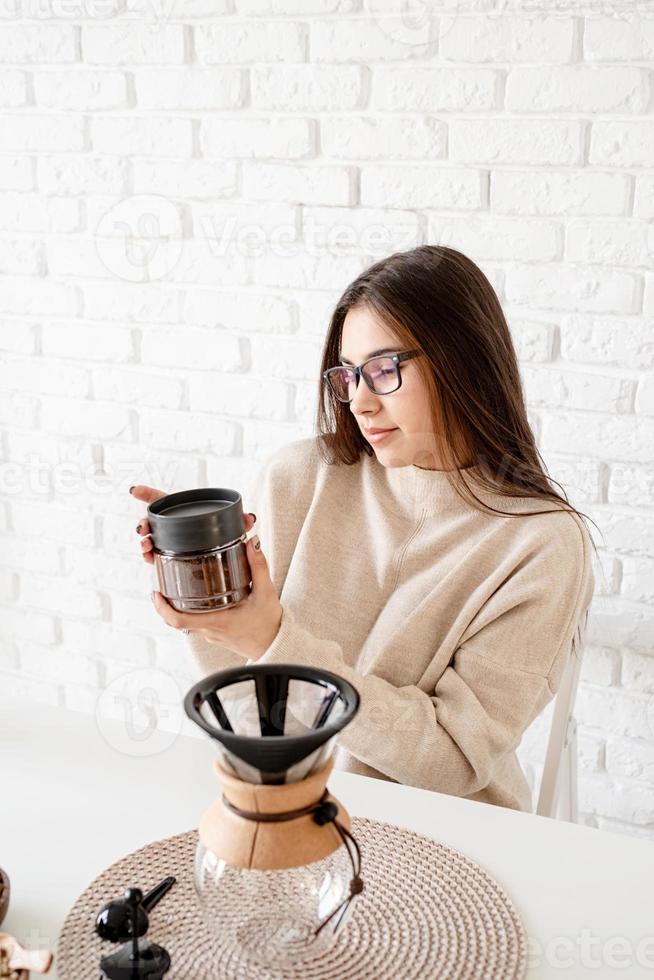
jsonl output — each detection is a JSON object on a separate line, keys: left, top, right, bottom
{"left": 185, "top": 437, "right": 595, "bottom": 812}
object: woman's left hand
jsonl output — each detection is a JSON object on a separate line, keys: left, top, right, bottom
{"left": 151, "top": 534, "right": 283, "bottom": 660}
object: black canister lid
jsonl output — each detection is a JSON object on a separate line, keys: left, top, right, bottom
{"left": 147, "top": 488, "right": 245, "bottom": 554}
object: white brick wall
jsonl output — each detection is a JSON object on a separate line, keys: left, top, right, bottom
{"left": 0, "top": 3, "right": 653, "bottom": 840}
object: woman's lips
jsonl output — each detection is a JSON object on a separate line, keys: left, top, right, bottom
{"left": 365, "top": 427, "right": 398, "bottom": 444}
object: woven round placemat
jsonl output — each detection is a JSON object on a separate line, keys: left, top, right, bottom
{"left": 56, "top": 817, "right": 527, "bottom": 980}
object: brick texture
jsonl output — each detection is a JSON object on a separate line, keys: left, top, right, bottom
{"left": 0, "top": 6, "right": 652, "bottom": 840}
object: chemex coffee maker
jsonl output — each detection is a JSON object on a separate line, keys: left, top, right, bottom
{"left": 184, "top": 664, "right": 363, "bottom": 971}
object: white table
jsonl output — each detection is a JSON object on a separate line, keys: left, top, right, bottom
{"left": 1, "top": 696, "right": 653, "bottom": 980}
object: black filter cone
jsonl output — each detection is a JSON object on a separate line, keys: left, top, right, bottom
{"left": 184, "top": 664, "right": 360, "bottom": 784}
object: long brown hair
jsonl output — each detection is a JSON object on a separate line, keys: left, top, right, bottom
{"left": 315, "top": 245, "right": 601, "bottom": 547}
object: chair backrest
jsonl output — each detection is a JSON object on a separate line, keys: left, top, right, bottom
{"left": 536, "top": 610, "right": 588, "bottom": 818}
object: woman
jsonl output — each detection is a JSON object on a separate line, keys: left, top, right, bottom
{"left": 132, "top": 245, "right": 598, "bottom": 812}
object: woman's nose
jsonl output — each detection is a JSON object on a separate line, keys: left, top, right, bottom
{"left": 349, "top": 373, "right": 379, "bottom": 413}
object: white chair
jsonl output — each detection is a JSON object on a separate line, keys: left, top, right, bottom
{"left": 535, "top": 608, "right": 588, "bottom": 821}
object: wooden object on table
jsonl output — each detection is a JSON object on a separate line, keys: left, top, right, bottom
{"left": 0, "top": 933, "right": 52, "bottom": 978}
{"left": 0, "top": 871, "right": 9, "bottom": 928}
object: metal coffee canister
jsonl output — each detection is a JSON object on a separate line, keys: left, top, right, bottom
{"left": 147, "top": 488, "right": 252, "bottom": 613}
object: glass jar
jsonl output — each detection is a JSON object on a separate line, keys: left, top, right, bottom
{"left": 147, "top": 488, "right": 251, "bottom": 613}
{"left": 152, "top": 536, "right": 251, "bottom": 613}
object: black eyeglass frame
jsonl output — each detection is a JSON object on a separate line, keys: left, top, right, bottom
{"left": 322, "top": 349, "right": 422, "bottom": 403}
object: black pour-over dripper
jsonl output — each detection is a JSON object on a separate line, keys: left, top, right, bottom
{"left": 183, "top": 664, "right": 360, "bottom": 784}
{"left": 99, "top": 889, "right": 170, "bottom": 980}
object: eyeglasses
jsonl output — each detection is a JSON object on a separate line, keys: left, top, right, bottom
{"left": 322, "top": 349, "right": 422, "bottom": 404}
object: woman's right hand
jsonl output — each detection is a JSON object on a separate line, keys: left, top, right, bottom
{"left": 131, "top": 485, "right": 257, "bottom": 565}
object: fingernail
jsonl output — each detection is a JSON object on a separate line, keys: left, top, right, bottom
{"left": 252, "top": 535, "right": 261, "bottom": 552}
{"left": 129, "top": 485, "right": 135, "bottom": 494}
{"left": 136, "top": 523, "right": 142, "bottom": 533}
{"left": 248, "top": 512, "right": 257, "bottom": 522}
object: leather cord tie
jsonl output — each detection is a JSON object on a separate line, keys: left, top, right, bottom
{"left": 221, "top": 788, "right": 364, "bottom": 936}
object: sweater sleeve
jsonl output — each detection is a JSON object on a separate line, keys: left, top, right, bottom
{"left": 184, "top": 629, "right": 250, "bottom": 678}
{"left": 254, "top": 517, "right": 595, "bottom": 797}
